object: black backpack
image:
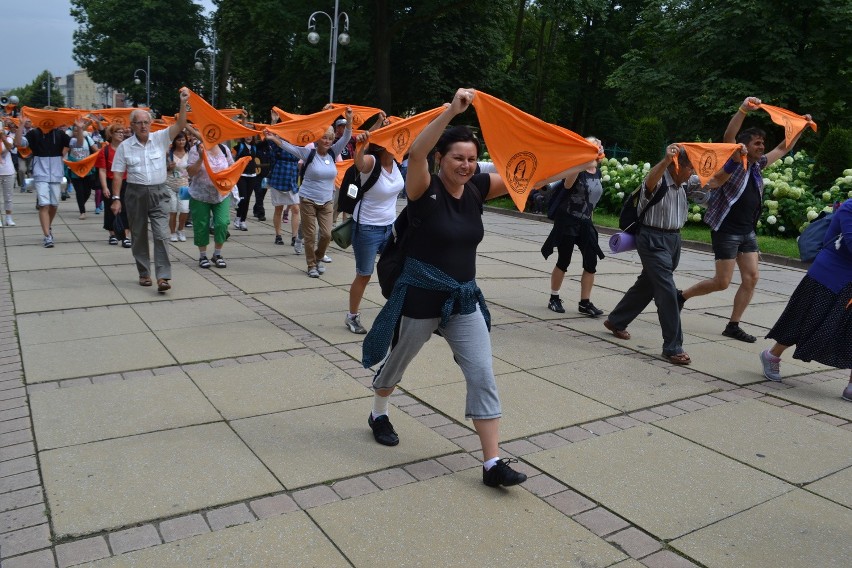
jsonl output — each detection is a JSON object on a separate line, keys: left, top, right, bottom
{"left": 337, "top": 158, "right": 383, "bottom": 215}
{"left": 547, "top": 181, "right": 567, "bottom": 220}
{"left": 797, "top": 211, "right": 834, "bottom": 262}
{"left": 618, "top": 177, "right": 669, "bottom": 234}
{"left": 298, "top": 148, "right": 335, "bottom": 185}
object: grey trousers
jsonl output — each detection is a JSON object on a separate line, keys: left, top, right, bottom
{"left": 125, "top": 182, "right": 172, "bottom": 280}
{"left": 608, "top": 228, "right": 684, "bottom": 355}
{"left": 372, "top": 308, "right": 502, "bottom": 420}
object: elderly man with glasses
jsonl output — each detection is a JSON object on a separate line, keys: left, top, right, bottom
{"left": 111, "top": 88, "right": 189, "bottom": 292}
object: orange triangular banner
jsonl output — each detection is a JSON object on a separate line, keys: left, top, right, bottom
{"left": 329, "top": 103, "right": 383, "bottom": 129}
{"left": 758, "top": 104, "right": 817, "bottom": 149}
{"left": 21, "top": 107, "right": 82, "bottom": 133}
{"left": 217, "top": 108, "right": 246, "bottom": 119}
{"left": 202, "top": 151, "right": 252, "bottom": 196}
{"left": 91, "top": 108, "right": 144, "bottom": 129}
{"left": 272, "top": 106, "right": 299, "bottom": 122}
{"left": 366, "top": 107, "right": 446, "bottom": 163}
{"left": 149, "top": 119, "right": 170, "bottom": 132}
{"left": 17, "top": 146, "right": 32, "bottom": 158}
{"left": 471, "top": 92, "right": 599, "bottom": 212}
{"left": 63, "top": 152, "right": 100, "bottom": 178}
{"left": 185, "top": 89, "right": 258, "bottom": 149}
{"left": 336, "top": 159, "right": 354, "bottom": 188}
{"left": 675, "top": 143, "right": 744, "bottom": 187}
{"left": 265, "top": 106, "right": 346, "bottom": 145}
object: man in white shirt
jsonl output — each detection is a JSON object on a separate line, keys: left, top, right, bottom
{"left": 111, "top": 88, "right": 189, "bottom": 292}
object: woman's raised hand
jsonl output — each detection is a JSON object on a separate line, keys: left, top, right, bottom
{"left": 450, "top": 88, "right": 475, "bottom": 115}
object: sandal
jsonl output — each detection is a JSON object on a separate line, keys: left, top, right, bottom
{"left": 722, "top": 325, "right": 756, "bottom": 343}
{"left": 212, "top": 255, "right": 227, "bottom": 268}
{"left": 604, "top": 320, "right": 630, "bottom": 340}
{"left": 122, "top": 238, "right": 132, "bottom": 248}
{"left": 157, "top": 278, "right": 171, "bottom": 292}
{"left": 108, "top": 236, "right": 118, "bottom": 245}
{"left": 139, "top": 276, "right": 152, "bottom": 287}
{"left": 664, "top": 352, "right": 692, "bottom": 365}
{"left": 199, "top": 257, "right": 211, "bottom": 269}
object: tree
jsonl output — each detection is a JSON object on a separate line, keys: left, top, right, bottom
{"left": 7, "top": 71, "right": 65, "bottom": 109}
{"left": 71, "top": 0, "right": 206, "bottom": 114}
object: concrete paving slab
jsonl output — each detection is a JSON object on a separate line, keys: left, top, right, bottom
{"left": 13, "top": 284, "right": 125, "bottom": 314}
{"left": 657, "top": 400, "right": 852, "bottom": 484}
{"left": 526, "top": 425, "right": 793, "bottom": 540}
{"left": 131, "top": 296, "right": 261, "bottom": 331}
{"left": 475, "top": 263, "right": 544, "bottom": 279}
{"left": 562, "top": 315, "right": 708, "bottom": 346}
{"left": 771, "top": 378, "right": 852, "bottom": 421}
{"left": 287, "top": 307, "right": 382, "bottom": 346}
{"left": 311, "top": 468, "right": 627, "bottom": 567}
{"left": 489, "top": 324, "right": 611, "bottom": 370}
{"left": 411, "top": 371, "right": 616, "bottom": 439}
{"left": 41, "top": 423, "right": 283, "bottom": 537}
{"left": 208, "top": 256, "right": 291, "bottom": 276}
{"left": 189, "top": 355, "right": 368, "bottom": 420}
{"left": 154, "top": 319, "right": 300, "bottom": 363}
{"left": 487, "top": 305, "right": 533, "bottom": 326}
{"left": 103, "top": 264, "right": 224, "bottom": 303}
{"left": 82, "top": 511, "right": 349, "bottom": 567}
{"left": 256, "top": 287, "right": 368, "bottom": 318}
{"left": 22, "top": 332, "right": 176, "bottom": 383}
{"left": 6, "top": 249, "right": 95, "bottom": 271}
{"left": 89, "top": 250, "right": 137, "bottom": 266}
{"left": 477, "top": 234, "right": 543, "bottom": 253}
{"left": 220, "top": 271, "right": 329, "bottom": 293}
{"left": 704, "top": 301, "right": 788, "bottom": 330}
{"left": 671, "top": 490, "right": 851, "bottom": 568}
{"left": 30, "top": 374, "right": 219, "bottom": 449}
{"left": 10, "top": 266, "right": 111, "bottom": 291}
{"left": 530, "top": 354, "right": 715, "bottom": 412}
{"left": 806, "top": 465, "right": 852, "bottom": 509}
{"left": 478, "top": 250, "right": 558, "bottom": 271}
{"left": 17, "top": 305, "right": 148, "bottom": 345}
{"left": 232, "top": 398, "right": 458, "bottom": 489}
{"left": 716, "top": 338, "right": 834, "bottom": 373}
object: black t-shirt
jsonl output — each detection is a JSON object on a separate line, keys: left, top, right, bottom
{"left": 402, "top": 173, "right": 490, "bottom": 318}
{"left": 25, "top": 128, "right": 71, "bottom": 157}
{"left": 718, "top": 175, "right": 761, "bottom": 234}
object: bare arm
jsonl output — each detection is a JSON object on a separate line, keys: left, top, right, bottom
{"left": 167, "top": 88, "right": 190, "bottom": 140}
{"left": 644, "top": 144, "right": 680, "bottom": 194}
{"left": 723, "top": 96, "right": 761, "bottom": 143}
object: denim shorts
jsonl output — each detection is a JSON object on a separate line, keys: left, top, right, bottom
{"left": 353, "top": 223, "right": 392, "bottom": 276}
{"left": 711, "top": 230, "right": 759, "bottom": 260}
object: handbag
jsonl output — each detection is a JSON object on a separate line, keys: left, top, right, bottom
{"left": 331, "top": 217, "right": 354, "bottom": 249}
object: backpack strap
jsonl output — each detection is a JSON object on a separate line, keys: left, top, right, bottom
{"left": 299, "top": 148, "right": 317, "bottom": 181}
{"left": 637, "top": 173, "right": 670, "bottom": 223}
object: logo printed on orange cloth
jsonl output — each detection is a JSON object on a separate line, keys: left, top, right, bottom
{"left": 471, "top": 92, "right": 599, "bottom": 212}
{"left": 89, "top": 108, "right": 145, "bottom": 128}
{"left": 366, "top": 107, "right": 446, "bottom": 163}
{"left": 758, "top": 104, "right": 817, "bottom": 149}
{"left": 63, "top": 152, "right": 100, "bottom": 178}
{"left": 202, "top": 150, "right": 252, "bottom": 197}
{"left": 21, "top": 107, "right": 82, "bottom": 134}
{"left": 328, "top": 104, "right": 383, "bottom": 129}
{"left": 185, "top": 89, "right": 258, "bottom": 149}
{"left": 675, "top": 143, "right": 745, "bottom": 186}
{"left": 266, "top": 106, "right": 350, "bottom": 145}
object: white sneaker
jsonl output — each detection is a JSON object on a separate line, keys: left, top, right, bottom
{"left": 233, "top": 219, "right": 241, "bottom": 230}
{"left": 239, "top": 221, "right": 248, "bottom": 231}
{"left": 4, "top": 216, "right": 13, "bottom": 227}
{"left": 170, "top": 233, "right": 179, "bottom": 242}
{"left": 321, "top": 254, "right": 332, "bottom": 263}
{"left": 294, "top": 238, "right": 304, "bottom": 255}
{"left": 317, "top": 262, "right": 326, "bottom": 274}
{"left": 177, "top": 231, "right": 186, "bottom": 242}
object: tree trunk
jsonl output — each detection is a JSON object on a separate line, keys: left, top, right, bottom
{"left": 373, "top": 0, "right": 393, "bottom": 111}
{"left": 509, "top": 0, "right": 527, "bottom": 71}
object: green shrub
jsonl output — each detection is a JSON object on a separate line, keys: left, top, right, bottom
{"left": 812, "top": 127, "right": 852, "bottom": 191}
{"left": 630, "top": 117, "right": 666, "bottom": 164}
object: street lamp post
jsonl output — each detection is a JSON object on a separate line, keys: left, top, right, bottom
{"left": 307, "top": 0, "right": 350, "bottom": 104}
{"left": 133, "top": 55, "right": 151, "bottom": 108}
{"left": 194, "top": 33, "right": 217, "bottom": 106}
{"left": 41, "top": 75, "right": 59, "bottom": 107}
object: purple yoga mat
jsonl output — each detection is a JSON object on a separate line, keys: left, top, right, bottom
{"left": 609, "top": 232, "right": 636, "bottom": 253}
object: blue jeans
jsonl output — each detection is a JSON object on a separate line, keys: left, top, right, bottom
{"left": 353, "top": 223, "right": 392, "bottom": 276}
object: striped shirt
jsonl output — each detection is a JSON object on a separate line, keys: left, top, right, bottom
{"left": 637, "top": 170, "right": 688, "bottom": 231}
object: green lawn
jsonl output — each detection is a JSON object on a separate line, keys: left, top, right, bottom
{"left": 486, "top": 197, "right": 802, "bottom": 260}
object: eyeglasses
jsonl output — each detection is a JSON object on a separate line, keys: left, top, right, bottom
{"left": 131, "top": 121, "right": 151, "bottom": 126}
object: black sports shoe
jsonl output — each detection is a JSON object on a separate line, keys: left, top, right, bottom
{"left": 578, "top": 301, "right": 604, "bottom": 317}
{"left": 274, "top": 235, "right": 284, "bottom": 245}
{"left": 483, "top": 458, "right": 527, "bottom": 488}
{"left": 368, "top": 413, "right": 399, "bottom": 446}
{"left": 547, "top": 297, "right": 565, "bottom": 313}
{"left": 723, "top": 324, "right": 756, "bottom": 343}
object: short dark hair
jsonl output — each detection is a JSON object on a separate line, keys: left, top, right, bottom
{"left": 737, "top": 127, "right": 766, "bottom": 145}
{"left": 435, "top": 125, "right": 481, "bottom": 157}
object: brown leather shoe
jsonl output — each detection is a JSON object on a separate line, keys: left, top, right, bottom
{"left": 157, "top": 278, "right": 171, "bottom": 292}
{"left": 139, "top": 276, "right": 152, "bottom": 287}
{"left": 604, "top": 320, "right": 630, "bottom": 340}
{"left": 664, "top": 352, "right": 691, "bottom": 365}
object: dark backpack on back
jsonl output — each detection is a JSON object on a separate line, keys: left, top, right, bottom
{"left": 798, "top": 211, "right": 834, "bottom": 262}
{"left": 337, "top": 158, "right": 383, "bottom": 215}
{"left": 547, "top": 181, "right": 567, "bottom": 220}
{"left": 298, "top": 148, "right": 335, "bottom": 185}
{"left": 619, "top": 176, "right": 669, "bottom": 234}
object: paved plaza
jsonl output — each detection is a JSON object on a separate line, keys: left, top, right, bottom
{"left": 1, "top": 190, "right": 850, "bottom": 567}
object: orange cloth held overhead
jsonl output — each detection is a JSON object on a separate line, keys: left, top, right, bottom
{"left": 367, "top": 107, "right": 446, "bottom": 163}
{"left": 63, "top": 152, "right": 100, "bottom": 178}
{"left": 675, "top": 143, "right": 744, "bottom": 186}
{"left": 758, "top": 104, "right": 817, "bottom": 149}
{"left": 329, "top": 104, "right": 383, "bottom": 129}
{"left": 92, "top": 108, "right": 142, "bottom": 129}
{"left": 217, "top": 108, "right": 247, "bottom": 119}
{"left": 335, "top": 159, "right": 354, "bottom": 188}
{"left": 185, "top": 89, "right": 258, "bottom": 150}
{"left": 471, "top": 92, "right": 599, "bottom": 212}
{"left": 202, "top": 151, "right": 252, "bottom": 197}
{"left": 272, "top": 106, "right": 299, "bottom": 123}
{"left": 265, "top": 106, "right": 346, "bottom": 145}
{"left": 21, "top": 107, "right": 81, "bottom": 133}
{"left": 149, "top": 120, "right": 170, "bottom": 132}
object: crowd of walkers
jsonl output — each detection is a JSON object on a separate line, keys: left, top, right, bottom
{"left": 1, "top": 88, "right": 848, "bottom": 489}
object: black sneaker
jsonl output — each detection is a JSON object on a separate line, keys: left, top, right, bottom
{"left": 483, "top": 458, "right": 527, "bottom": 488}
{"left": 547, "top": 297, "right": 565, "bottom": 313}
{"left": 578, "top": 301, "right": 604, "bottom": 317}
{"left": 274, "top": 235, "right": 284, "bottom": 245}
{"left": 723, "top": 324, "right": 756, "bottom": 343}
{"left": 368, "top": 413, "right": 399, "bottom": 446}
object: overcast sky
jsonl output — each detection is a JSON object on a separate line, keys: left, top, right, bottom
{"left": 5, "top": 0, "right": 215, "bottom": 91}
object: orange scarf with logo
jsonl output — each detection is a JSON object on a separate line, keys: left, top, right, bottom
{"left": 63, "top": 152, "right": 100, "bottom": 178}
{"left": 265, "top": 106, "right": 345, "bottom": 145}
{"left": 367, "top": 107, "right": 446, "bottom": 163}
{"left": 675, "top": 143, "right": 745, "bottom": 186}
{"left": 329, "top": 103, "right": 383, "bottom": 129}
{"left": 471, "top": 92, "right": 599, "bottom": 211}
{"left": 758, "top": 104, "right": 817, "bottom": 149}
{"left": 186, "top": 89, "right": 258, "bottom": 149}
{"left": 92, "top": 108, "right": 141, "bottom": 129}
{"left": 201, "top": 148, "right": 252, "bottom": 197}
{"left": 21, "top": 107, "right": 81, "bottom": 134}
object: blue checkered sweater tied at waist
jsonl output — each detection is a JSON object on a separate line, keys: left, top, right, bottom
{"left": 362, "top": 257, "right": 491, "bottom": 368}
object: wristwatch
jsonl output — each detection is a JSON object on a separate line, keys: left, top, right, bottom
{"left": 112, "top": 196, "right": 121, "bottom": 200}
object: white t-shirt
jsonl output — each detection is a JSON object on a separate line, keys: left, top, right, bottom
{"left": 0, "top": 135, "right": 14, "bottom": 176}
{"left": 353, "top": 159, "right": 403, "bottom": 226}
